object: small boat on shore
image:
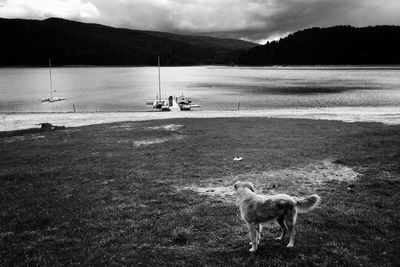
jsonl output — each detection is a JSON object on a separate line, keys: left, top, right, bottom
{"left": 177, "top": 94, "right": 200, "bottom": 111}
{"left": 152, "top": 100, "right": 170, "bottom": 111}
{"left": 41, "top": 59, "right": 66, "bottom": 103}
{"left": 179, "top": 103, "right": 200, "bottom": 111}
{"left": 41, "top": 96, "right": 66, "bottom": 103}
{"left": 145, "top": 58, "right": 199, "bottom": 112}
{"left": 145, "top": 56, "right": 170, "bottom": 111}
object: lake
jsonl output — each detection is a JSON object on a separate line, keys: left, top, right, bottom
{"left": 0, "top": 66, "right": 400, "bottom": 113}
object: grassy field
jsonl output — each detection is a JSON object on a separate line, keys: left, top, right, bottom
{"left": 1, "top": 117, "right": 399, "bottom": 266}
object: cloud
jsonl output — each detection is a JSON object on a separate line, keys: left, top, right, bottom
{"left": 1, "top": 0, "right": 400, "bottom": 43}
{"left": 0, "top": 0, "right": 101, "bottom": 20}
{"left": 90, "top": 0, "right": 400, "bottom": 43}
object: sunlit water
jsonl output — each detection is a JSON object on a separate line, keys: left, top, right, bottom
{"left": 1, "top": 66, "right": 400, "bottom": 113}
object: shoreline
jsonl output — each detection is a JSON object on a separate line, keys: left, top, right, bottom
{"left": 2, "top": 64, "right": 400, "bottom": 68}
{"left": 1, "top": 106, "right": 400, "bottom": 132}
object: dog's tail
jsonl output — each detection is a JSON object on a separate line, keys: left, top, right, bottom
{"left": 294, "top": 194, "right": 321, "bottom": 213}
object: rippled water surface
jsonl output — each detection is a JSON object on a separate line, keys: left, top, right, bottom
{"left": 1, "top": 66, "right": 399, "bottom": 112}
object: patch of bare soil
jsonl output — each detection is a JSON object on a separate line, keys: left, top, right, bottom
{"left": 110, "top": 124, "right": 137, "bottom": 130}
{"left": 145, "top": 124, "right": 183, "bottom": 131}
{"left": 179, "top": 159, "right": 361, "bottom": 202}
{"left": 2, "top": 134, "right": 45, "bottom": 143}
{"left": 110, "top": 124, "right": 183, "bottom": 132}
{"left": 132, "top": 134, "right": 185, "bottom": 147}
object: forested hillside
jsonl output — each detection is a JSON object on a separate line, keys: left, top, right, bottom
{"left": 239, "top": 26, "right": 400, "bottom": 65}
{"left": 0, "top": 18, "right": 255, "bottom": 66}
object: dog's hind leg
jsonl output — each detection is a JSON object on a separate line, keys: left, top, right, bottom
{"left": 248, "top": 223, "right": 258, "bottom": 252}
{"left": 256, "top": 224, "right": 262, "bottom": 245}
{"left": 275, "top": 215, "right": 287, "bottom": 241}
{"left": 285, "top": 210, "right": 298, "bottom": 248}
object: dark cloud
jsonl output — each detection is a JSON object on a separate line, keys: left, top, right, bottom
{"left": 1, "top": 0, "right": 399, "bottom": 43}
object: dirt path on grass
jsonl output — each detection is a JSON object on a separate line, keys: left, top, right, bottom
{"left": 179, "top": 159, "right": 361, "bottom": 202}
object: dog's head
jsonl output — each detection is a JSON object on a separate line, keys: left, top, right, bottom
{"left": 234, "top": 181, "right": 255, "bottom": 192}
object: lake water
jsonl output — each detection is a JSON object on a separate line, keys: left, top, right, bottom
{"left": 1, "top": 66, "right": 400, "bottom": 113}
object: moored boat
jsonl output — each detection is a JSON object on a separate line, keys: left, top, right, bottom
{"left": 177, "top": 94, "right": 200, "bottom": 111}
{"left": 41, "top": 59, "right": 66, "bottom": 103}
{"left": 145, "top": 57, "right": 170, "bottom": 111}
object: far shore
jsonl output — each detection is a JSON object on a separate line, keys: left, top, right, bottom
{"left": 2, "top": 64, "right": 400, "bottom": 68}
{"left": 1, "top": 106, "right": 400, "bottom": 132}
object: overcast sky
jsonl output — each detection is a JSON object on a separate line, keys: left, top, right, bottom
{"left": 1, "top": 0, "right": 400, "bottom": 44}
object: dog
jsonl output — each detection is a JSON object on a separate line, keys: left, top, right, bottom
{"left": 234, "top": 181, "right": 320, "bottom": 252}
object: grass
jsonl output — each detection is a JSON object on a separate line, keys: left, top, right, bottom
{"left": 0, "top": 118, "right": 399, "bottom": 266}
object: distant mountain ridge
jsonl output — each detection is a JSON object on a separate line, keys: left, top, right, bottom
{"left": 238, "top": 25, "right": 400, "bottom": 65}
{"left": 2, "top": 19, "right": 399, "bottom": 66}
{"left": 0, "top": 17, "right": 256, "bottom": 66}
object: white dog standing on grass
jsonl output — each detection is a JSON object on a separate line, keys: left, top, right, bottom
{"left": 234, "top": 181, "right": 321, "bottom": 252}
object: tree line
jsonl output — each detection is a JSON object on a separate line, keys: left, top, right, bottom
{"left": 238, "top": 25, "right": 400, "bottom": 65}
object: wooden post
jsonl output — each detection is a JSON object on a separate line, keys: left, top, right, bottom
{"left": 158, "top": 56, "right": 161, "bottom": 100}
{"left": 49, "top": 58, "right": 53, "bottom": 100}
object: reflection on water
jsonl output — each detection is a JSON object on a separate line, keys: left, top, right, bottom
{"left": 0, "top": 66, "right": 399, "bottom": 112}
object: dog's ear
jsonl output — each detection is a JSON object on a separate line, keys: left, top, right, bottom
{"left": 237, "top": 181, "right": 255, "bottom": 192}
{"left": 247, "top": 182, "right": 255, "bottom": 192}
{"left": 234, "top": 181, "right": 241, "bottom": 190}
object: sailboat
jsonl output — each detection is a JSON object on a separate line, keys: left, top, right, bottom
{"left": 177, "top": 94, "right": 200, "bottom": 111}
{"left": 41, "top": 59, "right": 66, "bottom": 103}
{"left": 145, "top": 56, "right": 170, "bottom": 111}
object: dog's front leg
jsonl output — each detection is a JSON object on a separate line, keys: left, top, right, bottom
{"left": 287, "top": 226, "right": 296, "bottom": 248}
{"left": 276, "top": 216, "right": 287, "bottom": 241}
{"left": 248, "top": 223, "right": 258, "bottom": 252}
{"left": 285, "top": 212, "right": 297, "bottom": 248}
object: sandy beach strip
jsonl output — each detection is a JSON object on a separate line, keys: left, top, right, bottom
{"left": 1, "top": 106, "right": 400, "bottom": 132}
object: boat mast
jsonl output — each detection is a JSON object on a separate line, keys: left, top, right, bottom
{"left": 158, "top": 56, "right": 161, "bottom": 101}
{"left": 49, "top": 58, "right": 53, "bottom": 100}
